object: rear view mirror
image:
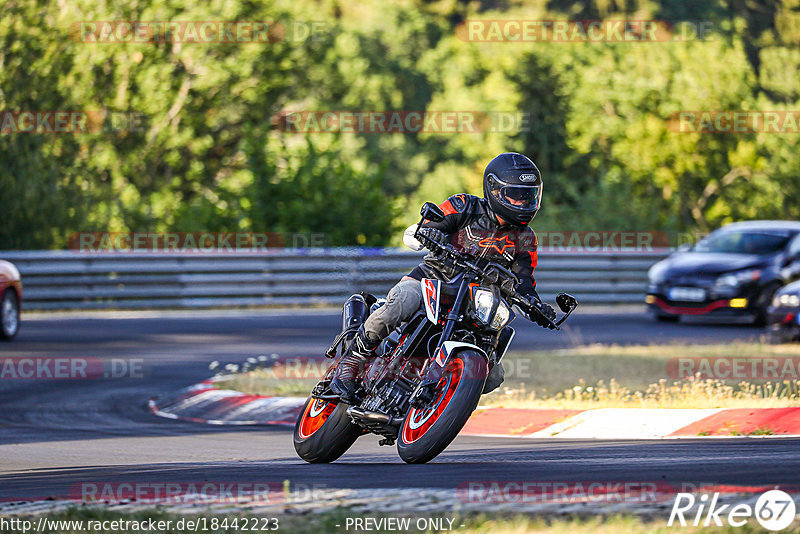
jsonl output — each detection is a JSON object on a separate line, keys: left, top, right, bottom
{"left": 556, "top": 293, "right": 578, "bottom": 313}
{"left": 554, "top": 293, "right": 578, "bottom": 328}
{"left": 420, "top": 202, "right": 445, "bottom": 223}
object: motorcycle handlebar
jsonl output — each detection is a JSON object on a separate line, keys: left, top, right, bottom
{"left": 414, "top": 226, "right": 564, "bottom": 330}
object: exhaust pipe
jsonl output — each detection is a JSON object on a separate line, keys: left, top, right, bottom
{"left": 347, "top": 406, "right": 400, "bottom": 427}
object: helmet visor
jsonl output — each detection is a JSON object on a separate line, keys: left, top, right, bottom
{"left": 487, "top": 176, "right": 542, "bottom": 213}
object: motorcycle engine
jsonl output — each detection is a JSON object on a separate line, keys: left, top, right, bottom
{"left": 361, "top": 334, "right": 414, "bottom": 416}
{"left": 361, "top": 379, "right": 413, "bottom": 416}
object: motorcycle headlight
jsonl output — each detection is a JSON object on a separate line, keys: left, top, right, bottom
{"left": 715, "top": 269, "right": 761, "bottom": 288}
{"left": 473, "top": 288, "right": 512, "bottom": 330}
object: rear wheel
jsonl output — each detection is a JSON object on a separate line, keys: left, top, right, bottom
{"left": 767, "top": 326, "right": 798, "bottom": 344}
{"left": 293, "top": 396, "right": 361, "bottom": 463}
{"left": 397, "top": 350, "right": 486, "bottom": 464}
{"left": 1, "top": 289, "right": 20, "bottom": 340}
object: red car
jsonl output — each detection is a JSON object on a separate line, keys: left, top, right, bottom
{"left": 0, "top": 260, "right": 22, "bottom": 340}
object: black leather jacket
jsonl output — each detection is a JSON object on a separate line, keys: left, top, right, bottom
{"left": 408, "top": 194, "right": 539, "bottom": 298}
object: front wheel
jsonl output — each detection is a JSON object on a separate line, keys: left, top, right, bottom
{"left": 655, "top": 313, "right": 679, "bottom": 323}
{"left": 754, "top": 282, "right": 781, "bottom": 326}
{"left": 1, "top": 289, "right": 20, "bottom": 340}
{"left": 397, "top": 350, "right": 487, "bottom": 464}
{"left": 293, "top": 396, "right": 361, "bottom": 463}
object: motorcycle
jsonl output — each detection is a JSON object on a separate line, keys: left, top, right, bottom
{"left": 293, "top": 202, "right": 578, "bottom": 464}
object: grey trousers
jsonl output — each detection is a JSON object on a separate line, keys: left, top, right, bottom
{"left": 363, "top": 278, "right": 423, "bottom": 342}
{"left": 363, "top": 277, "right": 504, "bottom": 394}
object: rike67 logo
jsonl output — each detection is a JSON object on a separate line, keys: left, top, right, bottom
{"left": 669, "top": 490, "right": 797, "bottom": 531}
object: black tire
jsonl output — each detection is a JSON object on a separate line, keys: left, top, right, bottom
{"left": 655, "top": 313, "right": 679, "bottom": 323}
{"left": 766, "top": 326, "right": 797, "bottom": 345}
{"left": 754, "top": 282, "right": 782, "bottom": 327}
{"left": 1, "top": 289, "right": 20, "bottom": 340}
{"left": 397, "top": 350, "right": 487, "bottom": 464}
{"left": 293, "top": 396, "right": 361, "bottom": 463}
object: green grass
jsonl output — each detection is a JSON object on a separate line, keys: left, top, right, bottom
{"left": 214, "top": 343, "right": 800, "bottom": 409}
{"left": 497, "top": 342, "right": 800, "bottom": 393}
{"left": 216, "top": 366, "right": 321, "bottom": 397}
{"left": 728, "top": 427, "right": 775, "bottom": 436}
{"left": 487, "top": 343, "right": 800, "bottom": 409}
{"left": 3, "top": 508, "right": 791, "bottom": 534}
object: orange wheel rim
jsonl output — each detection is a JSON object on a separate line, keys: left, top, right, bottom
{"left": 401, "top": 358, "right": 465, "bottom": 444}
{"left": 298, "top": 398, "right": 336, "bottom": 439}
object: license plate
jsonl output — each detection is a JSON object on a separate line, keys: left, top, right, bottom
{"left": 668, "top": 287, "right": 707, "bottom": 302}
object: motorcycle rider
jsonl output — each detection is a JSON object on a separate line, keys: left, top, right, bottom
{"left": 330, "top": 152, "right": 556, "bottom": 402}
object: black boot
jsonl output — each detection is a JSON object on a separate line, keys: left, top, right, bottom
{"left": 330, "top": 329, "right": 379, "bottom": 403}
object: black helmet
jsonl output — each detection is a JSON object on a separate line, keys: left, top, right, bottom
{"left": 483, "top": 152, "right": 542, "bottom": 226}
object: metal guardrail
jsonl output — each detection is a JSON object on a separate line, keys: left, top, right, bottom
{"left": 1, "top": 249, "right": 670, "bottom": 310}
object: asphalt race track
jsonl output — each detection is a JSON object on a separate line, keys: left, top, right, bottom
{"left": 2, "top": 309, "right": 797, "bottom": 506}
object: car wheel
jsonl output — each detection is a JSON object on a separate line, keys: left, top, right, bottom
{"left": 655, "top": 313, "right": 679, "bottom": 323}
{"left": 754, "top": 282, "right": 782, "bottom": 327}
{"left": 1, "top": 289, "right": 20, "bottom": 340}
{"left": 766, "top": 326, "right": 798, "bottom": 345}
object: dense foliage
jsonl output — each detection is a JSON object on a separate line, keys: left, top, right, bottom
{"left": 1, "top": 0, "right": 799, "bottom": 248}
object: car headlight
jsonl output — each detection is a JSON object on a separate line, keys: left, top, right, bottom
{"left": 773, "top": 293, "right": 800, "bottom": 308}
{"left": 473, "top": 288, "right": 512, "bottom": 330}
{"left": 647, "top": 262, "right": 668, "bottom": 284}
{"left": 715, "top": 269, "right": 761, "bottom": 288}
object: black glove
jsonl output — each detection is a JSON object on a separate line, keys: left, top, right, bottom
{"left": 417, "top": 227, "right": 447, "bottom": 247}
{"left": 528, "top": 297, "right": 556, "bottom": 329}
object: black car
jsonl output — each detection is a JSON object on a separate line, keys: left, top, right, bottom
{"left": 646, "top": 221, "right": 800, "bottom": 324}
{"left": 767, "top": 281, "right": 800, "bottom": 342}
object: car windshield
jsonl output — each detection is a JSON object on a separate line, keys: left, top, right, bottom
{"left": 694, "top": 230, "right": 792, "bottom": 255}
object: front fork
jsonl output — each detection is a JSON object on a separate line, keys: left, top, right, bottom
{"left": 410, "top": 275, "right": 475, "bottom": 407}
